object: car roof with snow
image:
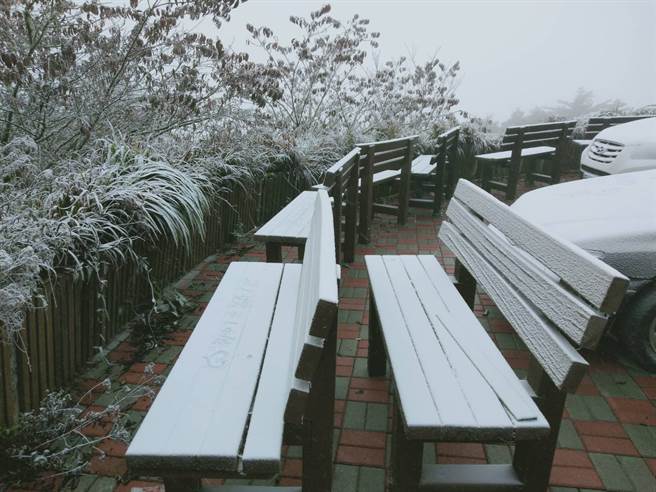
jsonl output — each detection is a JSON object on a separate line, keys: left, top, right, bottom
{"left": 594, "top": 116, "right": 656, "bottom": 144}
{"left": 511, "top": 170, "right": 656, "bottom": 279}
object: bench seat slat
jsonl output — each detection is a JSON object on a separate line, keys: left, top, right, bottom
{"left": 126, "top": 262, "right": 284, "bottom": 473}
{"left": 452, "top": 180, "right": 628, "bottom": 312}
{"left": 405, "top": 256, "right": 537, "bottom": 422}
{"left": 380, "top": 256, "right": 479, "bottom": 429}
{"left": 475, "top": 146, "right": 555, "bottom": 161}
{"left": 411, "top": 154, "right": 436, "bottom": 175}
{"left": 365, "top": 256, "right": 442, "bottom": 433}
{"left": 439, "top": 221, "right": 589, "bottom": 391}
{"left": 242, "top": 264, "right": 302, "bottom": 475}
{"left": 446, "top": 199, "right": 608, "bottom": 348}
{"left": 254, "top": 191, "right": 316, "bottom": 243}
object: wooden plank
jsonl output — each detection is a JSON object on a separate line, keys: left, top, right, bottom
{"left": 332, "top": 171, "right": 343, "bottom": 263}
{"left": 372, "top": 203, "right": 398, "bottom": 215}
{"left": 506, "top": 120, "right": 576, "bottom": 134}
{"left": 369, "top": 255, "right": 547, "bottom": 440}
{"left": 372, "top": 169, "right": 400, "bottom": 184}
{"left": 254, "top": 191, "right": 316, "bottom": 244}
{"left": 358, "top": 148, "right": 374, "bottom": 243}
{"left": 325, "top": 148, "right": 360, "bottom": 176}
{"left": 291, "top": 191, "right": 338, "bottom": 381}
{"left": 343, "top": 155, "right": 358, "bottom": 263}
{"left": 242, "top": 264, "right": 302, "bottom": 475}
{"left": 380, "top": 256, "right": 484, "bottom": 428}
{"left": 126, "top": 262, "right": 283, "bottom": 473}
{"left": 356, "top": 135, "right": 418, "bottom": 153}
{"left": 403, "top": 256, "right": 538, "bottom": 422}
{"left": 476, "top": 146, "right": 555, "bottom": 161}
{"left": 452, "top": 180, "right": 629, "bottom": 313}
{"left": 411, "top": 154, "right": 436, "bottom": 176}
{"left": 398, "top": 140, "right": 412, "bottom": 225}
{"left": 439, "top": 221, "right": 589, "bottom": 391}
{"left": 373, "top": 146, "right": 408, "bottom": 163}
{"left": 365, "top": 256, "right": 442, "bottom": 434}
{"left": 373, "top": 156, "right": 405, "bottom": 173}
{"left": 446, "top": 199, "right": 608, "bottom": 347}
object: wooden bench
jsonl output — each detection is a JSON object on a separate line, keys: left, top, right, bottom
{"left": 358, "top": 135, "right": 417, "bottom": 243}
{"left": 370, "top": 128, "right": 460, "bottom": 215}
{"left": 408, "top": 127, "right": 460, "bottom": 215}
{"left": 573, "top": 114, "right": 653, "bottom": 148}
{"left": 254, "top": 150, "right": 360, "bottom": 264}
{"left": 476, "top": 120, "right": 576, "bottom": 200}
{"left": 126, "top": 190, "right": 339, "bottom": 492}
{"left": 366, "top": 180, "right": 628, "bottom": 491}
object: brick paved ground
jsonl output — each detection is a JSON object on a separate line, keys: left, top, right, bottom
{"left": 13, "top": 176, "right": 656, "bottom": 491}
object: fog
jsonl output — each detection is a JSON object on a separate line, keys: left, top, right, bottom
{"left": 205, "top": 0, "right": 656, "bottom": 121}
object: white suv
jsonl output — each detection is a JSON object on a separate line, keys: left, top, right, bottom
{"left": 581, "top": 117, "right": 656, "bottom": 178}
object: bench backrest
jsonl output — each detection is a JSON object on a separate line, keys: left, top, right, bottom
{"left": 500, "top": 120, "right": 576, "bottom": 152}
{"left": 322, "top": 148, "right": 360, "bottom": 263}
{"left": 285, "top": 189, "right": 339, "bottom": 421}
{"left": 582, "top": 115, "right": 653, "bottom": 140}
{"left": 357, "top": 135, "right": 417, "bottom": 176}
{"left": 438, "top": 180, "right": 628, "bottom": 392}
{"left": 432, "top": 126, "right": 460, "bottom": 163}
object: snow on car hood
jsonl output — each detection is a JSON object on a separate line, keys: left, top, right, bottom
{"left": 594, "top": 117, "right": 656, "bottom": 145}
{"left": 511, "top": 171, "right": 656, "bottom": 279}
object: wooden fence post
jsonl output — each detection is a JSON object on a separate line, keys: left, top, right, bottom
{"left": 343, "top": 156, "right": 359, "bottom": 263}
{"left": 359, "top": 148, "right": 373, "bottom": 243}
{"left": 398, "top": 139, "right": 412, "bottom": 225}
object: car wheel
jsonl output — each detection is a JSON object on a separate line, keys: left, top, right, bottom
{"left": 618, "top": 282, "right": 656, "bottom": 372}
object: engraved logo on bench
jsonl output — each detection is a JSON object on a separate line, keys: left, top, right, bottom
{"left": 204, "top": 278, "right": 258, "bottom": 369}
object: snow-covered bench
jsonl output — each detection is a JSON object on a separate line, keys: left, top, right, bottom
{"left": 126, "top": 190, "right": 339, "bottom": 492}
{"left": 370, "top": 127, "right": 460, "bottom": 215}
{"left": 476, "top": 120, "right": 575, "bottom": 200}
{"left": 365, "top": 180, "right": 628, "bottom": 491}
{"left": 254, "top": 149, "right": 360, "bottom": 264}
{"left": 357, "top": 135, "right": 417, "bottom": 243}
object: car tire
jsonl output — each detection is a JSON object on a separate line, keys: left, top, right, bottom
{"left": 618, "top": 282, "right": 656, "bottom": 372}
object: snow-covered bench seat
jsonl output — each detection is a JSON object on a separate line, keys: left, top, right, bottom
{"left": 366, "top": 180, "right": 628, "bottom": 491}
{"left": 369, "top": 127, "right": 460, "bottom": 215}
{"left": 126, "top": 190, "right": 339, "bottom": 492}
{"left": 475, "top": 120, "right": 576, "bottom": 200}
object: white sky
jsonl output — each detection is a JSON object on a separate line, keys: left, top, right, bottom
{"left": 202, "top": 0, "right": 656, "bottom": 121}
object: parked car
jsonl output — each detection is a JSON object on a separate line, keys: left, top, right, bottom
{"left": 511, "top": 170, "right": 656, "bottom": 370}
{"left": 581, "top": 117, "right": 656, "bottom": 178}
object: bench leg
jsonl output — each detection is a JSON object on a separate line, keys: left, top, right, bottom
{"left": 265, "top": 243, "right": 282, "bottom": 262}
{"left": 513, "top": 361, "right": 566, "bottom": 492}
{"left": 479, "top": 160, "right": 491, "bottom": 192}
{"left": 433, "top": 166, "right": 444, "bottom": 216}
{"left": 507, "top": 159, "right": 520, "bottom": 201}
{"left": 454, "top": 260, "right": 477, "bottom": 309}
{"left": 367, "top": 292, "right": 387, "bottom": 377}
{"left": 390, "top": 397, "right": 423, "bottom": 492}
{"left": 302, "top": 321, "right": 336, "bottom": 492}
{"left": 163, "top": 477, "right": 201, "bottom": 492}
{"left": 298, "top": 244, "right": 305, "bottom": 261}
